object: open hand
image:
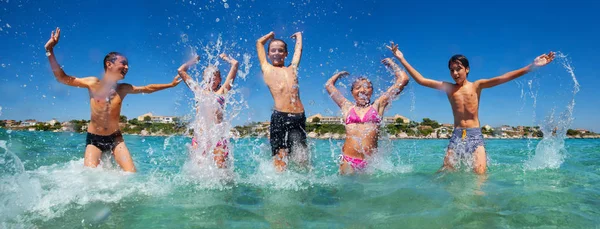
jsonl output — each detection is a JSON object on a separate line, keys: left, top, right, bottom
{"left": 334, "top": 71, "right": 350, "bottom": 79}
{"left": 386, "top": 42, "right": 404, "bottom": 59}
{"left": 171, "top": 75, "right": 183, "bottom": 86}
{"left": 290, "top": 32, "right": 302, "bottom": 39}
{"left": 381, "top": 58, "right": 398, "bottom": 68}
{"left": 45, "top": 27, "right": 61, "bottom": 51}
{"left": 533, "top": 51, "right": 555, "bottom": 67}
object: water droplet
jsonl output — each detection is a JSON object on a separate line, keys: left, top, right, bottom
{"left": 215, "top": 18, "right": 220, "bottom": 22}
{"left": 224, "top": 3, "right": 229, "bottom": 8}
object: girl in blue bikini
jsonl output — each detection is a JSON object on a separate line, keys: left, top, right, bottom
{"left": 325, "top": 57, "right": 409, "bottom": 174}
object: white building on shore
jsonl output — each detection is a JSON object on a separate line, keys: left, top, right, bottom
{"left": 137, "top": 112, "right": 176, "bottom": 124}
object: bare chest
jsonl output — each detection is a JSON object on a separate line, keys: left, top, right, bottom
{"left": 448, "top": 87, "right": 479, "bottom": 107}
{"left": 267, "top": 68, "right": 298, "bottom": 91}
{"left": 88, "top": 87, "right": 124, "bottom": 110}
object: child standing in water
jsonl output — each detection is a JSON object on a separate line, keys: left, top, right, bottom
{"left": 256, "top": 31, "right": 307, "bottom": 172}
{"left": 44, "top": 28, "right": 182, "bottom": 172}
{"left": 387, "top": 42, "right": 555, "bottom": 174}
{"left": 326, "top": 57, "right": 409, "bottom": 174}
{"left": 177, "top": 53, "right": 239, "bottom": 168}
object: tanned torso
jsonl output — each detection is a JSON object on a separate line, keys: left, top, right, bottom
{"left": 342, "top": 105, "right": 381, "bottom": 159}
{"left": 263, "top": 66, "right": 304, "bottom": 113}
{"left": 446, "top": 81, "right": 481, "bottom": 128}
{"left": 86, "top": 79, "right": 129, "bottom": 135}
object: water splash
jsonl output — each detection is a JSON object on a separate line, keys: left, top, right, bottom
{"left": 178, "top": 34, "right": 253, "bottom": 187}
{"left": 0, "top": 139, "right": 38, "bottom": 225}
{"left": 524, "top": 52, "right": 579, "bottom": 170}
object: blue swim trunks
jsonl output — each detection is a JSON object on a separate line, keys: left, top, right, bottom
{"left": 447, "top": 128, "right": 485, "bottom": 155}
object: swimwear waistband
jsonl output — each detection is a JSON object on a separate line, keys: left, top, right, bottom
{"left": 272, "top": 110, "right": 305, "bottom": 117}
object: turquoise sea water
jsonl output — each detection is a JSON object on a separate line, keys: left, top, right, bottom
{"left": 1, "top": 129, "right": 599, "bottom": 228}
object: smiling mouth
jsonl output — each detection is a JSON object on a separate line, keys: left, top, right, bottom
{"left": 121, "top": 70, "right": 128, "bottom": 75}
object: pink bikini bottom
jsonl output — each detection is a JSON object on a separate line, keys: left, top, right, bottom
{"left": 342, "top": 154, "right": 367, "bottom": 170}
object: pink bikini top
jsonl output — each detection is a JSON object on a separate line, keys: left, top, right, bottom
{"left": 345, "top": 106, "right": 381, "bottom": 125}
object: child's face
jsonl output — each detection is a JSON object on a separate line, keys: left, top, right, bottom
{"left": 203, "top": 67, "right": 222, "bottom": 91}
{"left": 268, "top": 41, "right": 288, "bottom": 67}
{"left": 106, "top": 56, "right": 129, "bottom": 80}
{"left": 352, "top": 79, "right": 373, "bottom": 106}
{"left": 449, "top": 62, "right": 469, "bottom": 84}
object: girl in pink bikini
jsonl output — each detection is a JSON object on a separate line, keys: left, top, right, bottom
{"left": 325, "top": 57, "right": 409, "bottom": 174}
{"left": 178, "top": 53, "right": 239, "bottom": 168}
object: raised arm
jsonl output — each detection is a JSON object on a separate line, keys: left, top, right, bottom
{"left": 375, "top": 58, "right": 410, "bottom": 111}
{"left": 256, "top": 31, "right": 274, "bottom": 71}
{"left": 45, "top": 27, "right": 97, "bottom": 88}
{"left": 123, "top": 75, "right": 182, "bottom": 94}
{"left": 387, "top": 42, "right": 450, "bottom": 92}
{"left": 177, "top": 55, "right": 200, "bottom": 91}
{"left": 217, "top": 53, "right": 239, "bottom": 94}
{"left": 325, "top": 71, "right": 353, "bottom": 109}
{"left": 476, "top": 52, "right": 555, "bottom": 89}
{"left": 290, "top": 32, "right": 303, "bottom": 68}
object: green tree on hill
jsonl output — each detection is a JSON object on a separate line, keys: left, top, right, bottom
{"left": 128, "top": 118, "right": 140, "bottom": 126}
{"left": 312, "top": 117, "right": 321, "bottom": 123}
{"left": 120, "top": 115, "right": 127, "bottom": 123}
{"left": 408, "top": 121, "right": 419, "bottom": 128}
{"left": 421, "top": 118, "right": 440, "bottom": 129}
{"left": 34, "top": 123, "right": 51, "bottom": 131}
{"left": 567, "top": 129, "right": 579, "bottom": 136}
{"left": 143, "top": 116, "right": 151, "bottom": 122}
{"left": 70, "top": 120, "right": 86, "bottom": 133}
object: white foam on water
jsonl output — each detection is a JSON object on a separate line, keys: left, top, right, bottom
{"left": 524, "top": 52, "right": 579, "bottom": 170}
{"left": 0, "top": 140, "right": 40, "bottom": 226}
{"left": 243, "top": 154, "right": 312, "bottom": 191}
{"left": 1, "top": 156, "right": 172, "bottom": 224}
{"left": 30, "top": 160, "right": 170, "bottom": 219}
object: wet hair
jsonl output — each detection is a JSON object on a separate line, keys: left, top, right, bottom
{"left": 203, "top": 65, "right": 221, "bottom": 81}
{"left": 351, "top": 77, "right": 373, "bottom": 92}
{"left": 103, "top": 52, "right": 124, "bottom": 71}
{"left": 448, "top": 54, "right": 470, "bottom": 75}
{"left": 268, "top": 39, "right": 288, "bottom": 53}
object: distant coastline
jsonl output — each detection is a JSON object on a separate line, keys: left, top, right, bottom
{"left": 2, "top": 115, "right": 598, "bottom": 140}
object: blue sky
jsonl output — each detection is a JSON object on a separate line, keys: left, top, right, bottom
{"left": 0, "top": 0, "right": 598, "bottom": 131}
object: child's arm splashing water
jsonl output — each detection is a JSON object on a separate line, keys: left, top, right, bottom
{"left": 387, "top": 42, "right": 452, "bottom": 93}
{"left": 45, "top": 27, "right": 98, "bottom": 88}
{"left": 216, "top": 53, "right": 239, "bottom": 94}
{"left": 375, "top": 58, "right": 410, "bottom": 113}
{"left": 121, "top": 75, "right": 182, "bottom": 94}
{"left": 256, "top": 31, "right": 275, "bottom": 71}
{"left": 290, "top": 32, "right": 303, "bottom": 69}
{"left": 178, "top": 55, "right": 201, "bottom": 91}
{"left": 325, "top": 71, "right": 353, "bottom": 112}
{"left": 475, "top": 52, "right": 555, "bottom": 89}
